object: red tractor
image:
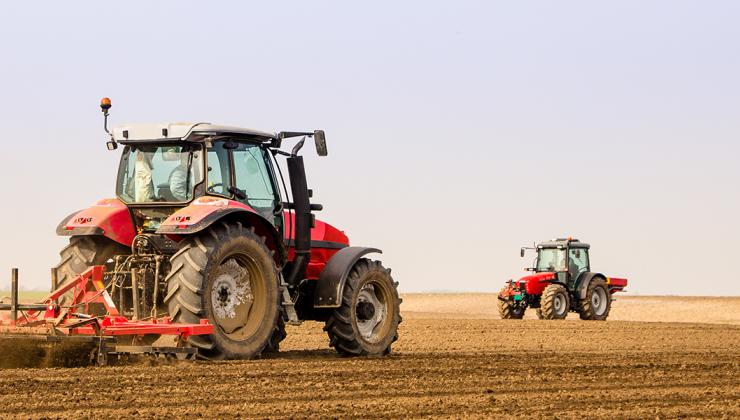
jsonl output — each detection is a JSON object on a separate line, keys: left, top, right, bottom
{"left": 498, "top": 238, "right": 627, "bottom": 320}
{"left": 3, "top": 98, "right": 401, "bottom": 361}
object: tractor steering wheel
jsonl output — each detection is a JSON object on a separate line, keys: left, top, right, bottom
{"left": 207, "top": 183, "right": 224, "bottom": 193}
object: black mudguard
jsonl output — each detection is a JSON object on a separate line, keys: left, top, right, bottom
{"left": 575, "top": 272, "right": 606, "bottom": 300}
{"left": 313, "top": 247, "right": 382, "bottom": 309}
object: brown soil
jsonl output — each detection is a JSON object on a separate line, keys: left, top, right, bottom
{"left": 0, "top": 295, "right": 738, "bottom": 418}
{"left": 402, "top": 294, "right": 740, "bottom": 324}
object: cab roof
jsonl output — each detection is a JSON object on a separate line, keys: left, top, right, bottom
{"left": 112, "top": 122, "right": 277, "bottom": 143}
{"left": 537, "top": 238, "right": 590, "bottom": 249}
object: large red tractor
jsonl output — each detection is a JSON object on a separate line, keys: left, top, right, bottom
{"left": 31, "top": 98, "right": 401, "bottom": 360}
{"left": 497, "top": 238, "right": 627, "bottom": 320}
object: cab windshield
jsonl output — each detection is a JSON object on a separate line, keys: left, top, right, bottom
{"left": 536, "top": 248, "right": 566, "bottom": 272}
{"left": 117, "top": 144, "right": 204, "bottom": 203}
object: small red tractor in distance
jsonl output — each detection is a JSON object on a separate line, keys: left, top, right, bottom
{"left": 498, "top": 238, "right": 627, "bottom": 320}
{"left": 0, "top": 98, "right": 401, "bottom": 363}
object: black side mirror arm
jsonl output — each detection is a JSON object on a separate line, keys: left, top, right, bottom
{"left": 227, "top": 186, "right": 247, "bottom": 200}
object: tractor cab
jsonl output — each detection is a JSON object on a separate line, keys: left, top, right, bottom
{"left": 530, "top": 238, "right": 591, "bottom": 286}
{"left": 110, "top": 123, "right": 290, "bottom": 234}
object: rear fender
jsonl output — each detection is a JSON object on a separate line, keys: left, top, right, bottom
{"left": 156, "top": 197, "right": 285, "bottom": 265}
{"left": 313, "top": 247, "right": 382, "bottom": 309}
{"left": 56, "top": 198, "right": 136, "bottom": 246}
{"left": 575, "top": 272, "right": 607, "bottom": 300}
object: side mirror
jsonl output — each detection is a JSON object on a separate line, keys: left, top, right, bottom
{"left": 106, "top": 140, "right": 118, "bottom": 150}
{"left": 520, "top": 248, "right": 525, "bottom": 258}
{"left": 313, "top": 130, "right": 327, "bottom": 156}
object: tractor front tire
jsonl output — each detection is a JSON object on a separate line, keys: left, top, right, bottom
{"left": 578, "top": 278, "right": 611, "bottom": 320}
{"left": 538, "top": 284, "right": 570, "bottom": 320}
{"left": 165, "top": 222, "right": 282, "bottom": 360}
{"left": 324, "top": 259, "right": 401, "bottom": 356}
{"left": 497, "top": 297, "right": 525, "bottom": 319}
{"left": 535, "top": 308, "right": 545, "bottom": 319}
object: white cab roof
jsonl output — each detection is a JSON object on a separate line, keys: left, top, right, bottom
{"left": 112, "top": 122, "right": 277, "bottom": 142}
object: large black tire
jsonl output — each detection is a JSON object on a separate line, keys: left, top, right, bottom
{"left": 578, "top": 278, "right": 611, "bottom": 320}
{"left": 497, "top": 297, "right": 525, "bottom": 319}
{"left": 54, "top": 236, "right": 128, "bottom": 287}
{"left": 324, "top": 259, "right": 401, "bottom": 356}
{"left": 164, "top": 222, "right": 282, "bottom": 360}
{"left": 53, "top": 236, "right": 129, "bottom": 308}
{"left": 539, "top": 284, "right": 570, "bottom": 320}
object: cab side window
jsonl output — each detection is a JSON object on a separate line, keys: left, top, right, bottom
{"left": 206, "top": 141, "right": 232, "bottom": 196}
{"left": 232, "top": 143, "right": 277, "bottom": 218}
{"left": 568, "top": 248, "right": 589, "bottom": 280}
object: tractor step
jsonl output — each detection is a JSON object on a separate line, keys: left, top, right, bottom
{"left": 280, "top": 277, "right": 301, "bottom": 325}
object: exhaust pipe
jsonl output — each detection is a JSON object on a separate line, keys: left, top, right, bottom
{"left": 284, "top": 155, "right": 312, "bottom": 286}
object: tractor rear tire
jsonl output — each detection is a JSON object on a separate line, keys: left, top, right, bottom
{"left": 53, "top": 236, "right": 129, "bottom": 307}
{"left": 324, "top": 259, "right": 401, "bottom": 356}
{"left": 54, "top": 236, "right": 128, "bottom": 287}
{"left": 497, "top": 297, "right": 525, "bottom": 319}
{"left": 535, "top": 308, "right": 545, "bottom": 319}
{"left": 578, "top": 278, "right": 611, "bottom": 320}
{"left": 165, "top": 222, "right": 282, "bottom": 360}
{"left": 538, "top": 284, "right": 570, "bottom": 320}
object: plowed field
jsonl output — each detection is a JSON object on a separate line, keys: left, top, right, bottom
{"left": 0, "top": 295, "right": 738, "bottom": 418}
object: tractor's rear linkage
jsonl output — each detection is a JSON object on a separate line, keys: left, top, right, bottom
{"left": 0, "top": 266, "right": 213, "bottom": 365}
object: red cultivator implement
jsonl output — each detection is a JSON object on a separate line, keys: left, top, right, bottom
{"left": 0, "top": 266, "right": 213, "bottom": 366}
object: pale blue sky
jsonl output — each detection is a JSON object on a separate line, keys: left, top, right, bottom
{"left": 0, "top": 1, "right": 738, "bottom": 294}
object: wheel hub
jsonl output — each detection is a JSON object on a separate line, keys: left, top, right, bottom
{"left": 356, "top": 301, "right": 376, "bottom": 320}
{"left": 592, "top": 287, "right": 607, "bottom": 315}
{"left": 356, "top": 284, "right": 387, "bottom": 340}
{"left": 554, "top": 294, "right": 566, "bottom": 315}
{"left": 211, "top": 259, "right": 253, "bottom": 334}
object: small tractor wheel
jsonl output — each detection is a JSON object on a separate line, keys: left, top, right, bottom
{"left": 578, "top": 278, "right": 611, "bottom": 320}
{"left": 539, "top": 284, "right": 570, "bottom": 320}
{"left": 165, "top": 222, "right": 281, "bottom": 360}
{"left": 497, "top": 297, "right": 525, "bottom": 319}
{"left": 53, "top": 236, "right": 129, "bottom": 307}
{"left": 324, "top": 259, "right": 401, "bottom": 356}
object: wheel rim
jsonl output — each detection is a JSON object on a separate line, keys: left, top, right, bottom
{"left": 355, "top": 281, "right": 390, "bottom": 343}
{"left": 210, "top": 256, "right": 265, "bottom": 340}
{"left": 591, "top": 286, "right": 607, "bottom": 316}
{"left": 553, "top": 293, "right": 567, "bottom": 316}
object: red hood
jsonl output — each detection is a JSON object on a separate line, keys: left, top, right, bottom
{"left": 516, "top": 272, "right": 556, "bottom": 295}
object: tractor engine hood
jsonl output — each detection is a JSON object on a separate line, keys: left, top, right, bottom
{"left": 516, "top": 272, "right": 556, "bottom": 295}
